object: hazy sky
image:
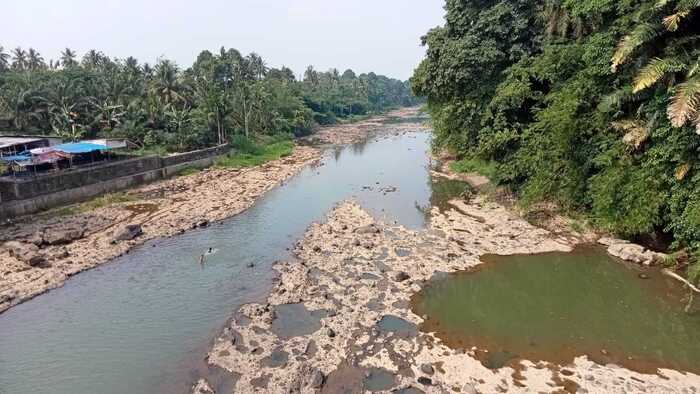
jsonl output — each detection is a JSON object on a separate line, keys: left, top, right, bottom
{"left": 2, "top": 0, "right": 445, "bottom": 80}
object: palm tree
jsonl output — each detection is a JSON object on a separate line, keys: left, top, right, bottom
{"left": 150, "top": 59, "right": 185, "bottom": 105}
{"left": 247, "top": 52, "right": 268, "bottom": 80}
{"left": 82, "top": 49, "right": 104, "bottom": 68}
{"left": 612, "top": 0, "right": 700, "bottom": 133}
{"left": 11, "top": 47, "right": 27, "bottom": 71}
{"left": 61, "top": 48, "right": 78, "bottom": 68}
{"left": 0, "top": 46, "right": 9, "bottom": 72}
{"left": 27, "top": 48, "right": 45, "bottom": 70}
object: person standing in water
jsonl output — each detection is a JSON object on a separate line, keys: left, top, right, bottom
{"left": 199, "top": 254, "right": 205, "bottom": 268}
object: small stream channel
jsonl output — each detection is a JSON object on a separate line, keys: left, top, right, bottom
{"left": 0, "top": 119, "right": 450, "bottom": 394}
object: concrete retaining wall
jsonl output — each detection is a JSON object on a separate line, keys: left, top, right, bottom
{"left": 0, "top": 144, "right": 228, "bottom": 219}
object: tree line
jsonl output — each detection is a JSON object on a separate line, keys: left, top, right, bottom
{"left": 413, "top": 0, "right": 700, "bottom": 280}
{"left": 0, "top": 46, "right": 418, "bottom": 151}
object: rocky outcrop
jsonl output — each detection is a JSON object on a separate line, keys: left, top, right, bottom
{"left": 113, "top": 224, "right": 143, "bottom": 242}
{"left": 4, "top": 241, "right": 48, "bottom": 267}
{"left": 44, "top": 228, "right": 85, "bottom": 245}
{"left": 598, "top": 237, "right": 666, "bottom": 266}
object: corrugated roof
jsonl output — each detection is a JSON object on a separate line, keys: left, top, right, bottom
{"left": 0, "top": 137, "right": 43, "bottom": 149}
{"left": 54, "top": 142, "right": 110, "bottom": 154}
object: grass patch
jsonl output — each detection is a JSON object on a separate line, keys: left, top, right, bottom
{"left": 216, "top": 136, "right": 294, "bottom": 169}
{"left": 40, "top": 192, "right": 137, "bottom": 218}
{"left": 79, "top": 192, "right": 137, "bottom": 212}
{"left": 450, "top": 157, "right": 498, "bottom": 180}
{"left": 175, "top": 166, "right": 201, "bottom": 177}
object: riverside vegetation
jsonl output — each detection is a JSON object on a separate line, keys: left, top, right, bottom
{"left": 0, "top": 45, "right": 419, "bottom": 152}
{"left": 411, "top": 0, "right": 700, "bottom": 286}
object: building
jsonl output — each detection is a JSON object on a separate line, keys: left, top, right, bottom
{"left": 0, "top": 137, "right": 51, "bottom": 156}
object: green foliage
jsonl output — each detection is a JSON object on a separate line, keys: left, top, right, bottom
{"left": 78, "top": 192, "right": 136, "bottom": 212}
{"left": 215, "top": 137, "right": 294, "bottom": 169}
{"left": 0, "top": 45, "right": 418, "bottom": 152}
{"left": 414, "top": 0, "right": 700, "bottom": 253}
{"left": 450, "top": 157, "right": 498, "bottom": 180}
{"left": 175, "top": 167, "right": 201, "bottom": 177}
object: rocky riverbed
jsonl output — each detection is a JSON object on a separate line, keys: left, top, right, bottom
{"left": 200, "top": 181, "right": 700, "bottom": 393}
{"left": 0, "top": 108, "right": 420, "bottom": 315}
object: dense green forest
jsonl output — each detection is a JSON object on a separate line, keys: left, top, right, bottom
{"left": 0, "top": 46, "right": 417, "bottom": 151}
{"left": 412, "top": 0, "right": 700, "bottom": 279}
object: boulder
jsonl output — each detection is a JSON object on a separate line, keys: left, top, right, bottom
{"left": 355, "top": 224, "right": 380, "bottom": 235}
{"left": 598, "top": 237, "right": 628, "bottom": 247}
{"left": 114, "top": 224, "right": 143, "bottom": 242}
{"left": 27, "top": 233, "right": 45, "bottom": 247}
{"left": 420, "top": 364, "right": 434, "bottom": 375}
{"left": 392, "top": 271, "right": 411, "bottom": 282}
{"left": 322, "top": 326, "right": 336, "bottom": 338}
{"left": 308, "top": 369, "right": 325, "bottom": 389}
{"left": 607, "top": 242, "right": 663, "bottom": 266}
{"left": 4, "top": 241, "right": 48, "bottom": 267}
{"left": 44, "top": 228, "right": 84, "bottom": 245}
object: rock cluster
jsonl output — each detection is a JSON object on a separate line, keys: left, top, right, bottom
{"left": 598, "top": 237, "right": 666, "bottom": 266}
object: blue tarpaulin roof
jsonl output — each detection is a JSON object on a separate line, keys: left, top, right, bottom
{"left": 54, "top": 142, "right": 110, "bottom": 154}
{"left": 1, "top": 154, "right": 30, "bottom": 162}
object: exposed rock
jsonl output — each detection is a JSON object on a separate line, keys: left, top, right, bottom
{"left": 323, "top": 327, "right": 336, "bottom": 338}
{"left": 44, "top": 228, "right": 84, "bottom": 245}
{"left": 197, "top": 220, "right": 210, "bottom": 228}
{"left": 392, "top": 271, "right": 411, "bottom": 282}
{"left": 309, "top": 369, "right": 325, "bottom": 389}
{"left": 5, "top": 241, "right": 38, "bottom": 257}
{"left": 598, "top": 237, "right": 626, "bottom": 247}
{"left": 462, "top": 383, "right": 478, "bottom": 394}
{"left": 355, "top": 224, "right": 380, "bottom": 235}
{"left": 114, "top": 224, "right": 143, "bottom": 242}
{"left": 607, "top": 242, "right": 663, "bottom": 266}
{"left": 27, "top": 254, "right": 49, "bottom": 268}
{"left": 417, "top": 377, "right": 432, "bottom": 386}
{"left": 4, "top": 241, "right": 48, "bottom": 267}
{"left": 192, "top": 379, "right": 214, "bottom": 394}
{"left": 420, "top": 364, "right": 434, "bottom": 375}
{"left": 26, "top": 233, "right": 45, "bottom": 247}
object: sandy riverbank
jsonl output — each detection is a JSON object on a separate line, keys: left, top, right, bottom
{"left": 0, "top": 107, "right": 421, "bottom": 315}
{"left": 201, "top": 177, "right": 700, "bottom": 392}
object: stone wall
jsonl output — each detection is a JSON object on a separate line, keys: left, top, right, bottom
{"left": 0, "top": 144, "right": 228, "bottom": 219}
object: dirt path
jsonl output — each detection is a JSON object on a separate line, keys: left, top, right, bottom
{"left": 0, "top": 107, "right": 420, "bottom": 315}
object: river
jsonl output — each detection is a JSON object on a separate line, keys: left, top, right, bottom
{"left": 0, "top": 118, "right": 439, "bottom": 394}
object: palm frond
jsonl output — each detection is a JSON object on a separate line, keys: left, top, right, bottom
{"left": 663, "top": 11, "right": 690, "bottom": 31}
{"left": 667, "top": 75, "right": 700, "bottom": 127}
{"left": 598, "top": 86, "right": 644, "bottom": 113}
{"left": 612, "top": 23, "right": 661, "bottom": 72}
{"left": 655, "top": 0, "right": 673, "bottom": 9}
{"left": 633, "top": 58, "right": 688, "bottom": 92}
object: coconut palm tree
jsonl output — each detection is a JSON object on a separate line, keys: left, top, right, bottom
{"left": 11, "top": 47, "right": 27, "bottom": 71}
{"left": 150, "top": 59, "right": 186, "bottom": 105}
{"left": 27, "top": 48, "right": 45, "bottom": 70}
{"left": 0, "top": 46, "right": 10, "bottom": 72}
{"left": 60, "top": 48, "right": 78, "bottom": 68}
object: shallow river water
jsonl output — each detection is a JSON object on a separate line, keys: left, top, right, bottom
{"left": 413, "top": 246, "right": 700, "bottom": 374}
{"left": 0, "top": 122, "right": 443, "bottom": 394}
